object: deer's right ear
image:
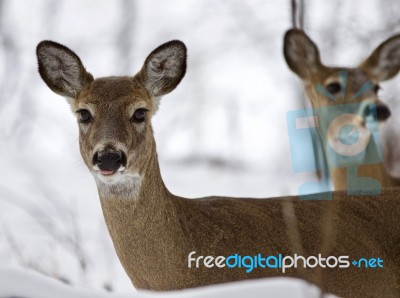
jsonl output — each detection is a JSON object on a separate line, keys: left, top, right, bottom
{"left": 139, "top": 40, "right": 187, "bottom": 98}
{"left": 359, "top": 34, "right": 400, "bottom": 82}
{"left": 36, "top": 41, "right": 93, "bottom": 98}
{"left": 283, "top": 29, "right": 322, "bottom": 79}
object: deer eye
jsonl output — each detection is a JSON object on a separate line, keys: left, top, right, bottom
{"left": 374, "top": 85, "right": 381, "bottom": 93}
{"left": 77, "top": 109, "right": 92, "bottom": 123}
{"left": 131, "top": 108, "right": 148, "bottom": 123}
{"left": 325, "top": 82, "right": 341, "bottom": 94}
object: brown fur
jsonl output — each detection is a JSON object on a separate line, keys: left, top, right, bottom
{"left": 283, "top": 29, "right": 400, "bottom": 190}
{"left": 37, "top": 40, "right": 400, "bottom": 297}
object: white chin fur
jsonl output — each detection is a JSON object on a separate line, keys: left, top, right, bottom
{"left": 93, "top": 171, "right": 142, "bottom": 199}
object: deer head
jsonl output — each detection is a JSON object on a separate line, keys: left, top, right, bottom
{"left": 284, "top": 29, "right": 400, "bottom": 189}
{"left": 36, "top": 40, "right": 187, "bottom": 197}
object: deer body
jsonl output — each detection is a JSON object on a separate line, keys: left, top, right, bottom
{"left": 284, "top": 30, "right": 400, "bottom": 191}
{"left": 36, "top": 40, "right": 400, "bottom": 297}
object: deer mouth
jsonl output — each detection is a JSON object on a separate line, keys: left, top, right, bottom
{"left": 100, "top": 170, "right": 116, "bottom": 176}
{"left": 93, "top": 164, "right": 126, "bottom": 176}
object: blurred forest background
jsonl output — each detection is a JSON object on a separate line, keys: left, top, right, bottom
{"left": 0, "top": 0, "right": 400, "bottom": 292}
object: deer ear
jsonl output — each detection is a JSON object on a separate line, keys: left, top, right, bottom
{"left": 139, "top": 40, "right": 187, "bottom": 98}
{"left": 359, "top": 34, "right": 400, "bottom": 82}
{"left": 36, "top": 41, "right": 93, "bottom": 98}
{"left": 283, "top": 29, "right": 322, "bottom": 79}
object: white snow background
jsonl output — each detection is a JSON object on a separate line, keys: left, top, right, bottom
{"left": 0, "top": 0, "right": 399, "bottom": 296}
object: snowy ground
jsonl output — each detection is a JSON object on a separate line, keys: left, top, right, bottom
{"left": 0, "top": 267, "right": 336, "bottom": 298}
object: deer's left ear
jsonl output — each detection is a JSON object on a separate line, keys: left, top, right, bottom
{"left": 283, "top": 29, "right": 323, "bottom": 79}
{"left": 139, "top": 40, "right": 187, "bottom": 98}
{"left": 36, "top": 41, "right": 93, "bottom": 98}
{"left": 360, "top": 34, "right": 400, "bottom": 81}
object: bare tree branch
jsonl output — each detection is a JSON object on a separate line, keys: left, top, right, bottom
{"left": 291, "top": 0, "right": 297, "bottom": 28}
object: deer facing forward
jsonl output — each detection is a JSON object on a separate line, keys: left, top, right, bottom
{"left": 284, "top": 29, "right": 400, "bottom": 192}
{"left": 36, "top": 40, "right": 400, "bottom": 297}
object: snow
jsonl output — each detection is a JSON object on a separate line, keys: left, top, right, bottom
{"left": 0, "top": 267, "right": 336, "bottom": 298}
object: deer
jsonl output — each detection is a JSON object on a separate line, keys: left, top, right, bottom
{"left": 36, "top": 39, "right": 400, "bottom": 297}
{"left": 283, "top": 29, "right": 400, "bottom": 193}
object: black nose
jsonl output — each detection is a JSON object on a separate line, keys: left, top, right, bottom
{"left": 365, "top": 104, "right": 391, "bottom": 121}
{"left": 376, "top": 104, "right": 391, "bottom": 121}
{"left": 93, "top": 150, "right": 126, "bottom": 172}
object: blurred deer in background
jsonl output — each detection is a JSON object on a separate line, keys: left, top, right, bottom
{"left": 284, "top": 29, "right": 400, "bottom": 192}
{"left": 36, "top": 39, "right": 400, "bottom": 297}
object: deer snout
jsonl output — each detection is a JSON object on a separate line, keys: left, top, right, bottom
{"left": 93, "top": 150, "right": 127, "bottom": 175}
{"left": 364, "top": 104, "right": 391, "bottom": 122}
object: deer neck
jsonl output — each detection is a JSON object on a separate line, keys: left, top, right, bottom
{"left": 94, "top": 137, "right": 180, "bottom": 237}
{"left": 95, "top": 145, "right": 188, "bottom": 288}
{"left": 97, "top": 154, "right": 178, "bottom": 234}
{"left": 330, "top": 163, "right": 394, "bottom": 190}
{"left": 96, "top": 141, "right": 173, "bottom": 212}
{"left": 326, "top": 136, "right": 397, "bottom": 189}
